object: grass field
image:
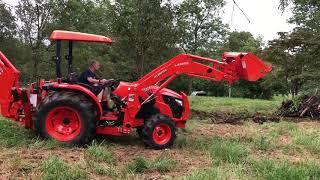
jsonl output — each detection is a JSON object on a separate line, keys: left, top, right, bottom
{"left": 0, "top": 96, "right": 320, "bottom": 179}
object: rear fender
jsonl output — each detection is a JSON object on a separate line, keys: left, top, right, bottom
{"left": 49, "top": 84, "right": 103, "bottom": 118}
{"left": 154, "top": 101, "right": 173, "bottom": 118}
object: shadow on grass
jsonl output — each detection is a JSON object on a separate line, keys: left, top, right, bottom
{"left": 95, "top": 132, "right": 145, "bottom": 147}
{"left": 0, "top": 117, "right": 145, "bottom": 149}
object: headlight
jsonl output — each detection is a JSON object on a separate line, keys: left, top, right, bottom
{"left": 175, "top": 99, "right": 183, "bottom": 106}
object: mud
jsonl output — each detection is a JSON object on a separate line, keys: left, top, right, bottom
{"left": 191, "top": 109, "right": 280, "bottom": 124}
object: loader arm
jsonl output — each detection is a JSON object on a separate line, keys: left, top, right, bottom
{"left": 135, "top": 53, "right": 272, "bottom": 96}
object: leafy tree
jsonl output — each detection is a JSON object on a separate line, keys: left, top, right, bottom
{"left": 107, "top": 0, "right": 179, "bottom": 80}
{"left": 175, "top": 0, "right": 227, "bottom": 54}
{"left": 0, "top": 1, "right": 17, "bottom": 58}
{"left": 224, "top": 31, "right": 263, "bottom": 54}
{"left": 174, "top": 0, "right": 227, "bottom": 93}
{"left": 265, "top": 0, "right": 320, "bottom": 95}
{"left": 15, "top": 0, "right": 53, "bottom": 79}
{"left": 0, "top": 1, "right": 16, "bottom": 40}
{"left": 0, "top": 1, "right": 33, "bottom": 84}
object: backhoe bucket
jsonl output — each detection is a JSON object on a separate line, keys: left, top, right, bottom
{"left": 223, "top": 52, "right": 272, "bottom": 81}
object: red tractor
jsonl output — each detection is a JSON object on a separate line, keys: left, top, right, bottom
{"left": 0, "top": 31, "right": 272, "bottom": 149}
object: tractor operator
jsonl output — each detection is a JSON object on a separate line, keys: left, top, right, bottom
{"left": 79, "top": 60, "right": 113, "bottom": 109}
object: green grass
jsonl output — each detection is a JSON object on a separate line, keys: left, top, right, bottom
{"left": 253, "top": 159, "right": 320, "bottom": 180}
{"left": 41, "top": 156, "right": 87, "bottom": 180}
{"left": 209, "top": 140, "right": 248, "bottom": 164}
{"left": 176, "top": 136, "right": 248, "bottom": 164}
{"left": 87, "top": 162, "right": 116, "bottom": 177}
{"left": 124, "top": 156, "right": 149, "bottom": 173}
{"left": 186, "top": 168, "right": 219, "bottom": 180}
{"left": 255, "top": 121, "right": 320, "bottom": 155}
{"left": 123, "top": 155, "right": 176, "bottom": 175}
{"left": 189, "top": 96, "right": 283, "bottom": 115}
{"left": 293, "top": 131, "right": 320, "bottom": 154}
{"left": 1, "top": 96, "right": 320, "bottom": 179}
{"left": 0, "top": 118, "right": 35, "bottom": 147}
{"left": 85, "top": 142, "right": 114, "bottom": 164}
{"left": 0, "top": 117, "right": 63, "bottom": 148}
{"left": 253, "top": 136, "right": 275, "bottom": 151}
{"left": 149, "top": 155, "right": 176, "bottom": 173}
{"left": 84, "top": 142, "right": 117, "bottom": 177}
{"left": 185, "top": 162, "right": 254, "bottom": 180}
{"left": 175, "top": 136, "right": 213, "bottom": 150}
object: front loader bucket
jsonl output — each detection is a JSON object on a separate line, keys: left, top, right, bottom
{"left": 223, "top": 52, "right": 272, "bottom": 81}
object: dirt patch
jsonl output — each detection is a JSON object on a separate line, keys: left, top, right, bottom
{"left": 278, "top": 135, "right": 293, "bottom": 145}
{"left": 106, "top": 136, "right": 212, "bottom": 178}
{"left": 251, "top": 150, "right": 304, "bottom": 163}
{"left": 191, "top": 109, "right": 280, "bottom": 124}
{"left": 0, "top": 147, "right": 85, "bottom": 179}
{"left": 297, "top": 121, "right": 320, "bottom": 130}
{"left": 189, "top": 122, "right": 259, "bottom": 141}
{"left": 0, "top": 134, "right": 211, "bottom": 179}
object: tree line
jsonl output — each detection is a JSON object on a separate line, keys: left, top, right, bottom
{"left": 0, "top": 0, "right": 318, "bottom": 99}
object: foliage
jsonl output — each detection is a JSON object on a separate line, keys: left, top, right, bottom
{"left": 3, "top": 0, "right": 319, "bottom": 98}
{"left": 175, "top": 0, "right": 227, "bottom": 93}
{"left": 0, "top": 1, "right": 16, "bottom": 39}
{"left": 16, "top": 0, "right": 53, "bottom": 79}
{"left": 266, "top": 0, "right": 320, "bottom": 96}
{"left": 107, "top": 0, "right": 179, "bottom": 80}
{"left": 175, "top": 0, "right": 227, "bottom": 55}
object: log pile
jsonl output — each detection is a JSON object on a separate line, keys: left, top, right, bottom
{"left": 278, "top": 90, "right": 320, "bottom": 119}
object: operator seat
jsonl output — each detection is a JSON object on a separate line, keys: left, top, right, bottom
{"left": 65, "top": 72, "right": 95, "bottom": 93}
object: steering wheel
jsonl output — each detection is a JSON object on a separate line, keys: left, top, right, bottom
{"left": 104, "top": 79, "right": 120, "bottom": 91}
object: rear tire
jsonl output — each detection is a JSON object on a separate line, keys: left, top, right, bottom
{"left": 35, "top": 91, "right": 96, "bottom": 146}
{"left": 141, "top": 114, "right": 176, "bottom": 150}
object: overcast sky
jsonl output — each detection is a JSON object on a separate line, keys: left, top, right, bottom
{"left": 222, "top": 0, "right": 294, "bottom": 42}
{"left": 4, "top": 0, "right": 294, "bottom": 42}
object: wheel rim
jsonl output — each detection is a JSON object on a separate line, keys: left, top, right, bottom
{"left": 45, "top": 106, "right": 82, "bottom": 142}
{"left": 152, "top": 123, "right": 172, "bottom": 145}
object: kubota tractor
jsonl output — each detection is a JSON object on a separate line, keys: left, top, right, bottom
{"left": 0, "top": 31, "right": 272, "bottom": 149}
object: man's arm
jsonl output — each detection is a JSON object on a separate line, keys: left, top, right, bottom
{"left": 87, "top": 77, "right": 108, "bottom": 85}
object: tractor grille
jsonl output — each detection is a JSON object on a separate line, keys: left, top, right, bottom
{"left": 162, "top": 95, "right": 184, "bottom": 118}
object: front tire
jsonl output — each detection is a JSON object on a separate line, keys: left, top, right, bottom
{"left": 141, "top": 114, "right": 176, "bottom": 150}
{"left": 35, "top": 91, "right": 96, "bottom": 146}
